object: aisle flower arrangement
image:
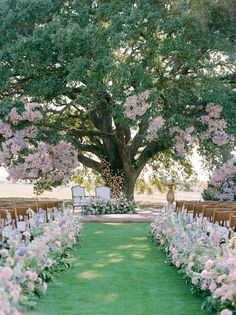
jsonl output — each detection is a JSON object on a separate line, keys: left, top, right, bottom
{"left": 82, "top": 198, "right": 137, "bottom": 215}
{"left": 0, "top": 211, "right": 81, "bottom": 315}
{"left": 149, "top": 206, "right": 236, "bottom": 315}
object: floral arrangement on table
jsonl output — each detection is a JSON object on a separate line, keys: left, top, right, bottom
{"left": 82, "top": 198, "right": 137, "bottom": 215}
{"left": 203, "top": 157, "right": 236, "bottom": 201}
{"left": 0, "top": 210, "right": 81, "bottom": 315}
{"left": 149, "top": 206, "right": 236, "bottom": 315}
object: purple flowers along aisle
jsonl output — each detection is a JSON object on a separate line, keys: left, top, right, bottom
{"left": 149, "top": 206, "right": 236, "bottom": 315}
{"left": 0, "top": 210, "right": 81, "bottom": 315}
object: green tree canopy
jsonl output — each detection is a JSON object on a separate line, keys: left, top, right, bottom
{"left": 0, "top": 0, "right": 235, "bottom": 198}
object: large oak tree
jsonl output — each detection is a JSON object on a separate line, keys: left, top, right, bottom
{"left": 0, "top": 0, "right": 235, "bottom": 198}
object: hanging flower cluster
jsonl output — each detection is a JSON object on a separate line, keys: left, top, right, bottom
{"left": 199, "top": 103, "right": 231, "bottom": 145}
{"left": 7, "top": 103, "right": 43, "bottom": 124}
{"left": 203, "top": 157, "right": 236, "bottom": 201}
{"left": 6, "top": 141, "right": 78, "bottom": 187}
{"left": 0, "top": 103, "right": 78, "bottom": 191}
{"left": 147, "top": 116, "right": 165, "bottom": 141}
{"left": 123, "top": 90, "right": 151, "bottom": 119}
{"left": 150, "top": 206, "right": 236, "bottom": 315}
{"left": 169, "top": 126, "right": 195, "bottom": 157}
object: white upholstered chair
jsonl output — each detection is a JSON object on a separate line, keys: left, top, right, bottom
{"left": 71, "top": 186, "right": 90, "bottom": 212}
{"left": 95, "top": 186, "right": 111, "bottom": 201}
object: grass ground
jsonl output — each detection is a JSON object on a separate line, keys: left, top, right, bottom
{"left": 27, "top": 223, "right": 210, "bottom": 315}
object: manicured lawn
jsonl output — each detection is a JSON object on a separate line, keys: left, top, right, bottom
{"left": 28, "top": 223, "right": 210, "bottom": 315}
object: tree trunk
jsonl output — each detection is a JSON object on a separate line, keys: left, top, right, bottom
{"left": 123, "top": 174, "right": 136, "bottom": 201}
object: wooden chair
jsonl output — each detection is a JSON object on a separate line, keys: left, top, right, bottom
{"left": 193, "top": 203, "right": 206, "bottom": 218}
{"left": 46, "top": 201, "right": 60, "bottom": 221}
{"left": 14, "top": 205, "right": 37, "bottom": 230}
{"left": 46, "top": 201, "right": 60, "bottom": 210}
{"left": 203, "top": 205, "right": 235, "bottom": 220}
{"left": 36, "top": 201, "right": 49, "bottom": 222}
{"left": 213, "top": 209, "right": 236, "bottom": 227}
{"left": 185, "top": 201, "right": 199, "bottom": 214}
{"left": 229, "top": 213, "right": 236, "bottom": 231}
{"left": 0, "top": 207, "right": 16, "bottom": 227}
{"left": 175, "top": 200, "right": 185, "bottom": 212}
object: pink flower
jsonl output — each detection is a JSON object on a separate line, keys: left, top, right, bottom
{"left": 1, "top": 267, "right": 13, "bottom": 280}
{"left": 220, "top": 309, "right": 232, "bottom": 315}
{"left": 171, "top": 247, "right": 177, "bottom": 254}
{"left": 213, "top": 230, "right": 221, "bottom": 245}
{"left": 148, "top": 116, "right": 165, "bottom": 141}
{"left": 201, "top": 270, "right": 208, "bottom": 279}
{"left": 172, "top": 253, "right": 178, "bottom": 261}
{"left": 175, "top": 261, "right": 180, "bottom": 268}
{"left": 201, "top": 280, "right": 207, "bottom": 289}
{"left": 214, "top": 287, "right": 224, "bottom": 297}
{"left": 209, "top": 282, "right": 217, "bottom": 292}
{"left": 23, "top": 230, "right": 31, "bottom": 238}
{"left": 69, "top": 232, "right": 75, "bottom": 239}
{"left": 27, "top": 282, "right": 35, "bottom": 291}
{"left": 189, "top": 254, "right": 194, "bottom": 261}
{"left": 160, "top": 239, "right": 164, "bottom": 245}
{"left": 224, "top": 289, "right": 234, "bottom": 301}
{"left": 187, "top": 262, "right": 194, "bottom": 271}
{"left": 124, "top": 90, "right": 151, "bottom": 120}
{"left": 26, "top": 271, "right": 38, "bottom": 281}
{"left": 205, "top": 259, "right": 213, "bottom": 270}
{"left": 228, "top": 271, "right": 236, "bottom": 281}
{"left": 191, "top": 277, "right": 198, "bottom": 285}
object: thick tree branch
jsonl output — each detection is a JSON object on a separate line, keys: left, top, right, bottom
{"left": 77, "top": 154, "right": 101, "bottom": 173}
{"left": 66, "top": 127, "right": 114, "bottom": 138}
{"left": 129, "top": 121, "right": 149, "bottom": 160}
{"left": 74, "top": 142, "right": 104, "bottom": 156}
{"left": 135, "top": 140, "right": 170, "bottom": 177}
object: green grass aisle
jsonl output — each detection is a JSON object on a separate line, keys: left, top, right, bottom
{"left": 29, "top": 223, "right": 210, "bottom": 315}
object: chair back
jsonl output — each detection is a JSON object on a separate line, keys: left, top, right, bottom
{"left": 175, "top": 200, "right": 185, "bottom": 212}
{"left": 229, "top": 213, "right": 236, "bottom": 230}
{"left": 193, "top": 204, "right": 205, "bottom": 218}
{"left": 184, "top": 201, "right": 198, "bottom": 213}
{"left": 46, "top": 201, "right": 59, "bottom": 209}
{"left": 0, "top": 207, "right": 16, "bottom": 226}
{"left": 95, "top": 186, "right": 111, "bottom": 201}
{"left": 72, "top": 186, "right": 85, "bottom": 204}
{"left": 37, "top": 201, "right": 47, "bottom": 210}
{"left": 213, "top": 209, "right": 236, "bottom": 226}
{"left": 15, "top": 205, "right": 37, "bottom": 221}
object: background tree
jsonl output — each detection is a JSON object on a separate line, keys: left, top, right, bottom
{"left": 0, "top": 0, "right": 235, "bottom": 198}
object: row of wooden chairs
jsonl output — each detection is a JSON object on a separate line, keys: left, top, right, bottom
{"left": 176, "top": 200, "right": 236, "bottom": 229}
{"left": 0, "top": 200, "right": 61, "bottom": 232}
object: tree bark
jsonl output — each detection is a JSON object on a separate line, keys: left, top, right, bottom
{"left": 123, "top": 173, "right": 136, "bottom": 201}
